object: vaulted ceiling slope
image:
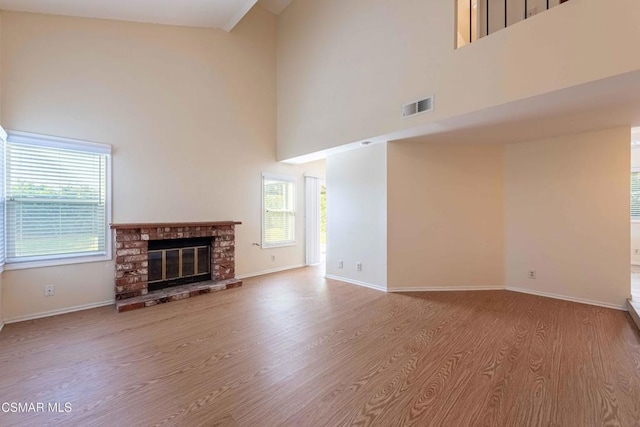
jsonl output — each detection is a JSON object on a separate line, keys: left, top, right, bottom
{"left": 0, "top": 0, "right": 292, "bottom": 31}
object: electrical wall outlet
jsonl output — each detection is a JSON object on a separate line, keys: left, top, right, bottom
{"left": 634, "top": 249, "right": 639, "bottom": 255}
{"left": 44, "top": 285, "right": 55, "bottom": 297}
{"left": 271, "top": 255, "right": 276, "bottom": 262}
{"left": 356, "top": 262, "right": 363, "bottom": 272}
{"left": 338, "top": 260, "right": 343, "bottom": 269}
{"left": 528, "top": 270, "right": 536, "bottom": 279}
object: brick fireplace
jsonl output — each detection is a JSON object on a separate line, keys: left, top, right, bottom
{"left": 110, "top": 221, "right": 242, "bottom": 312}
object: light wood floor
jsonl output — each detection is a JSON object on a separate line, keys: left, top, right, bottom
{"left": 1, "top": 266, "right": 640, "bottom": 426}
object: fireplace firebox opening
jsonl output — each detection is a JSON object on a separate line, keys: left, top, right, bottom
{"left": 147, "top": 237, "right": 212, "bottom": 292}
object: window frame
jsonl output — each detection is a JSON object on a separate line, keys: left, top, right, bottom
{"left": 261, "top": 173, "right": 297, "bottom": 249}
{"left": 633, "top": 166, "right": 640, "bottom": 223}
{"left": 3, "top": 130, "right": 112, "bottom": 270}
{"left": 0, "top": 126, "right": 6, "bottom": 273}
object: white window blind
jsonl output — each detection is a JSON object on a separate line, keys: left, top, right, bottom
{"left": 6, "top": 132, "right": 110, "bottom": 263}
{"left": 632, "top": 171, "right": 640, "bottom": 220}
{"left": 0, "top": 127, "right": 6, "bottom": 267}
{"left": 262, "top": 174, "right": 296, "bottom": 248}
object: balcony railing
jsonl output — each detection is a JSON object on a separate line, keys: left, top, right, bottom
{"left": 456, "top": 0, "right": 569, "bottom": 48}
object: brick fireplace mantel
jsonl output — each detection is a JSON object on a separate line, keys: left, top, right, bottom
{"left": 110, "top": 221, "right": 242, "bottom": 312}
{"left": 110, "top": 221, "right": 242, "bottom": 230}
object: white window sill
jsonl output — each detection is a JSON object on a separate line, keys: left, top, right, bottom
{"left": 4, "top": 254, "right": 112, "bottom": 271}
{"left": 262, "top": 242, "right": 296, "bottom": 249}
{"left": 632, "top": 220, "right": 640, "bottom": 224}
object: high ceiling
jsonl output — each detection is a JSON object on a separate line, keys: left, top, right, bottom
{"left": 0, "top": 0, "right": 292, "bottom": 31}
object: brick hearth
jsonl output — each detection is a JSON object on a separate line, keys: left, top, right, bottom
{"left": 110, "top": 221, "right": 242, "bottom": 312}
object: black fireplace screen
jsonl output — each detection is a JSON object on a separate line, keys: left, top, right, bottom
{"left": 147, "top": 238, "right": 211, "bottom": 292}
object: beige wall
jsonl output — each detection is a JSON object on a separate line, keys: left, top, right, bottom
{"left": 326, "top": 144, "right": 387, "bottom": 290}
{"left": 387, "top": 127, "right": 629, "bottom": 305}
{"left": 277, "top": 0, "right": 640, "bottom": 160}
{"left": 3, "top": 263, "right": 114, "bottom": 322}
{"left": 388, "top": 142, "right": 504, "bottom": 290}
{"left": 0, "top": 9, "right": 325, "bottom": 322}
{"left": 505, "top": 127, "right": 630, "bottom": 309}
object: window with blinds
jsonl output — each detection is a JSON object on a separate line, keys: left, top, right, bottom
{"left": 5, "top": 132, "right": 111, "bottom": 263}
{"left": 632, "top": 170, "right": 640, "bottom": 220}
{"left": 262, "top": 174, "right": 296, "bottom": 248}
{"left": 0, "top": 128, "right": 6, "bottom": 267}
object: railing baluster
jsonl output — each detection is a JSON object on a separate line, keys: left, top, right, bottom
{"left": 487, "top": 0, "right": 490, "bottom": 36}
{"left": 504, "top": 0, "right": 507, "bottom": 28}
{"left": 474, "top": 0, "right": 556, "bottom": 43}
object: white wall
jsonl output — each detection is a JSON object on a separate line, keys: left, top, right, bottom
{"left": 505, "top": 127, "right": 630, "bottom": 309}
{"left": 329, "top": 125, "right": 629, "bottom": 308}
{"left": 277, "top": 0, "right": 640, "bottom": 160}
{"left": 0, "top": 9, "right": 324, "bottom": 322}
{"left": 631, "top": 147, "right": 640, "bottom": 264}
{"left": 387, "top": 142, "right": 504, "bottom": 290}
{"left": 326, "top": 144, "right": 387, "bottom": 290}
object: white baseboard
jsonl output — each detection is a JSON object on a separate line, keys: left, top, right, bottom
{"left": 505, "top": 286, "right": 626, "bottom": 311}
{"left": 4, "top": 300, "right": 115, "bottom": 324}
{"left": 382, "top": 283, "right": 627, "bottom": 311}
{"left": 325, "top": 274, "right": 387, "bottom": 292}
{"left": 389, "top": 286, "right": 506, "bottom": 293}
{"left": 236, "top": 264, "right": 306, "bottom": 280}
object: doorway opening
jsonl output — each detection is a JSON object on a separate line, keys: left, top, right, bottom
{"left": 631, "top": 127, "right": 640, "bottom": 302}
{"left": 305, "top": 175, "right": 326, "bottom": 267}
{"left": 320, "top": 183, "right": 327, "bottom": 262}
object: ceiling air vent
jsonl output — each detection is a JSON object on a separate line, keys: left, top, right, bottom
{"left": 402, "top": 96, "right": 434, "bottom": 118}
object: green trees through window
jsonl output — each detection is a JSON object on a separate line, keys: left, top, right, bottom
{"left": 632, "top": 171, "right": 640, "bottom": 220}
{"left": 5, "top": 133, "right": 110, "bottom": 262}
{"left": 262, "top": 174, "right": 296, "bottom": 248}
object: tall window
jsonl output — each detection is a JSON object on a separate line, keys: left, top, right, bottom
{"left": 0, "top": 127, "right": 6, "bottom": 268}
{"left": 262, "top": 174, "right": 296, "bottom": 248}
{"left": 632, "top": 169, "right": 640, "bottom": 220}
{"left": 5, "top": 131, "right": 111, "bottom": 264}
